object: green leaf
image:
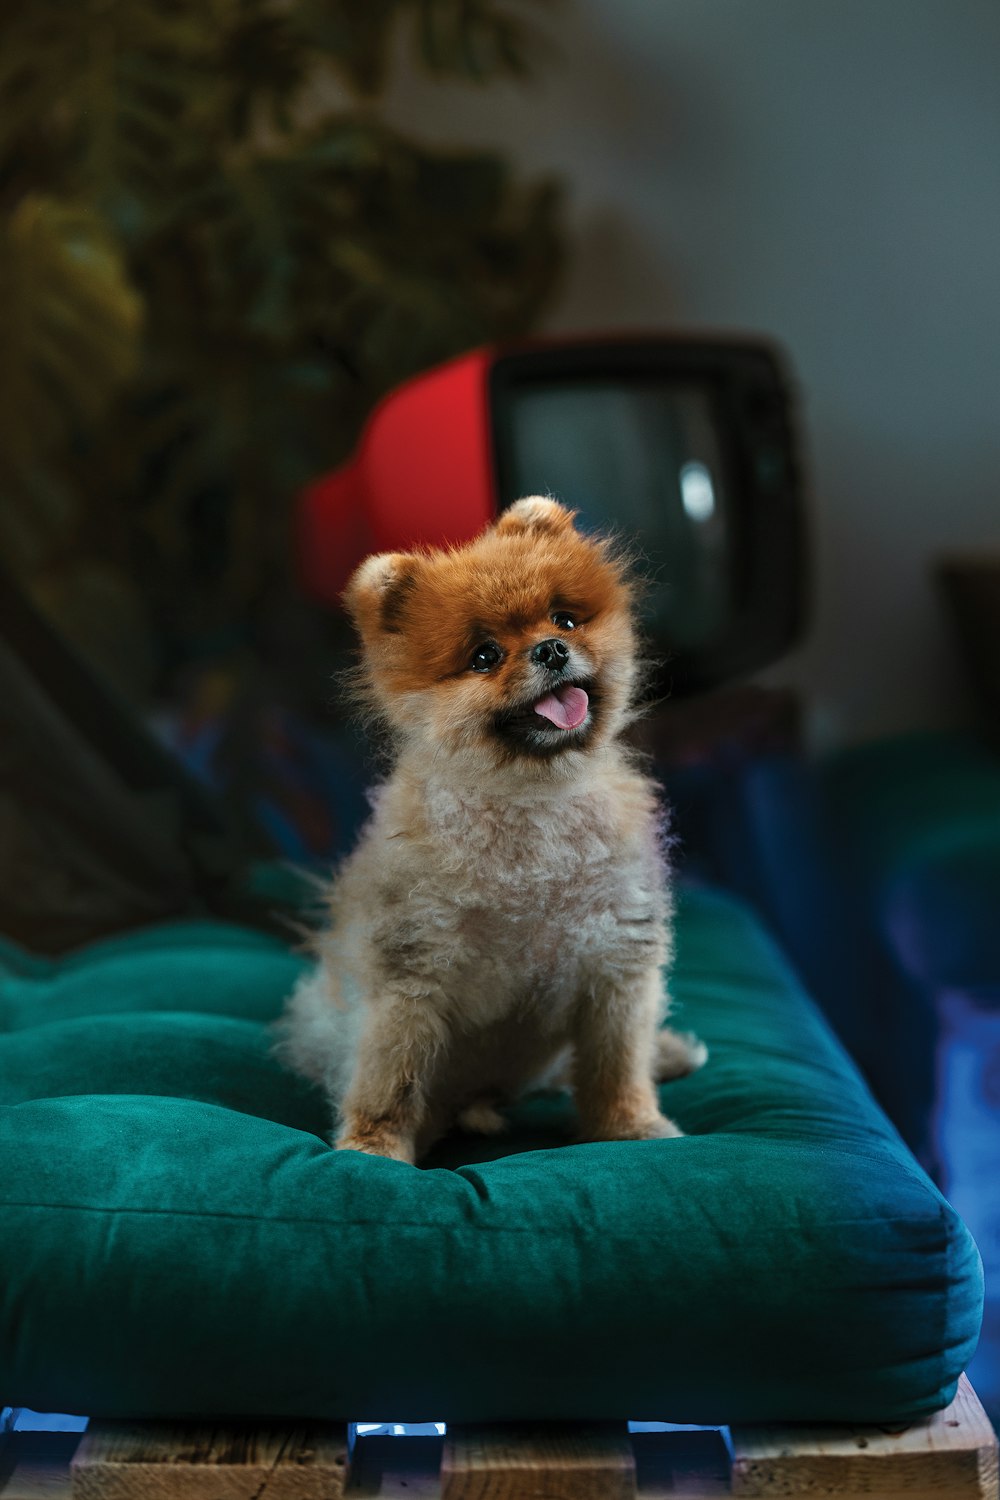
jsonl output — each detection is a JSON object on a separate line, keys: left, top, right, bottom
{"left": 0, "top": 196, "right": 142, "bottom": 470}
{"left": 413, "top": 0, "right": 554, "bottom": 82}
{"left": 296, "top": 0, "right": 402, "bottom": 96}
{"left": 216, "top": 3, "right": 311, "bottom": 140}
{"left": 0, "top": 2, "right": 221, "bottom": 216}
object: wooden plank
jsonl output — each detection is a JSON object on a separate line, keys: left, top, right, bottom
{"left": 729, "top": 1374, "right": 999, "bottom": 1498}
{"left": 348, "top": 1427, "right": 731, "bottom": 1499}
{"left": 441, "top": 1420, "right": 636, "bottom": 1500}
{"left": 70, "top": 1420, "right": 348, "bottom": 1500}
{"left": 5, "top": 1374, "right": 992, "bottom": 1500}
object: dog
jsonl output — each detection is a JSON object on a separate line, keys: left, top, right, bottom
{"left": 275, "top": 496, "right": 706, "bottom": 1162}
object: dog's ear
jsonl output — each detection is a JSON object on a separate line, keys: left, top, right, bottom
{"left": 343, "top": 552, "right": 424, "bottom": 635}
{"left": 494, "top": 496, "right": 577, "bottom": 536}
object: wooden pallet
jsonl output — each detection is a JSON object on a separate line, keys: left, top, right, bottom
{"left": 0, "top": 1375, "right": 995, "bottom": 1500}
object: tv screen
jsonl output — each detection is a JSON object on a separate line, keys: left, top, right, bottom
{"left": 490, "top": 338, "right": 806, "bottom": 692}
{"left": 501, "top": 377, "right": 735, "bottom": 652}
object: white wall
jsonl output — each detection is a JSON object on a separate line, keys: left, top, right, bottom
{"left": 384, "top": 0, "right": 1000, "bottom": 746}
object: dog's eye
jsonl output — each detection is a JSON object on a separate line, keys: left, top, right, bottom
{"left": 470, "top": 643, "right": 502, "bottom": 672}
{"left": 551, "top": 611, "right": 577, "bottom": 631}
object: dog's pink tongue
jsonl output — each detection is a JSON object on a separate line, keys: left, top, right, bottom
{"left": 533, "top": 684, "right": 589, "bottom": 730}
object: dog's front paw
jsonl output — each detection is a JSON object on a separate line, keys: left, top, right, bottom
{"left": 583, "top": 1110, "right": 684, "bottom": 1143}
{"left": 335, "top": 1127, "right": 415, "bottom": 1164}
{"left": 637, "top": 1112, "right": 684, "bottom": 1140}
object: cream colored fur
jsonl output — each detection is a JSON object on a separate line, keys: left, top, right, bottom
{"left": 274, "top": 498, "right": 706, "bottom": 1162}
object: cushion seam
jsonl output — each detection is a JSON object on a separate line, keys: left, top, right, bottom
{"left": 0, "top": 1200, "right": 956, "bottom": 1234}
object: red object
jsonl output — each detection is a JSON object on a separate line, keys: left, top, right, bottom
{"left": 298, "top": 349, "right": 497, "bottom": 606}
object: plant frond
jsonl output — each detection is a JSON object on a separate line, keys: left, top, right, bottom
{"left": 216, "top": 3, "right": 312, "bottom": 140}
{"left": 0, "top": 196, "right": 142, "bottom": 472}
{"left": 0, "top": 2, "right": 224, "bottom": 218}
{"left": 295, "top": 0, "right": 403, "bottom": 97}
{"left": 413, "top": 0, "right": 556, "bottom": 83}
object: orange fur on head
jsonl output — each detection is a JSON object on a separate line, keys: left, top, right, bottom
{"left": 342, "top": 497, "right": 640, "bottom": 762}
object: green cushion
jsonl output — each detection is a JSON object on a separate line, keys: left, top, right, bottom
{"left": 0, "top": 886, "right": 982, "bottom": 1424}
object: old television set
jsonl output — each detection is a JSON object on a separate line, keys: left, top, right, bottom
{"left": 298, "top": 333, "right": 808, "bottom": 693}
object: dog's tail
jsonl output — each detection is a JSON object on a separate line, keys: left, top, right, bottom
{"left": 654, "top": 1027, "right": 708, "bottom": 1082}
{"left": 271, "top": 967, "right": 360, "bottom": 1105}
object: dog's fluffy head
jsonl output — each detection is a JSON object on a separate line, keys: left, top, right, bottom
{"left": 343, "top": 497, "right": 640, "bottom": 766}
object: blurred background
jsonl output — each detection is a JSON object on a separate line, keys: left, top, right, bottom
{"left": 4, "top": 0, "right": 999, "bottom": 754}
{"left": 2, "top": 0, "right": 1000, "bottom": 1424}
{"left": 0, "top": 0, "right": 563, "bottom": 735}
{"left": 381, "top": 0, "right": 1000, "bottom": 749}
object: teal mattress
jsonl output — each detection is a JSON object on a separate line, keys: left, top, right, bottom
{"left": 0, "top": 883, "right": 982, "bottom": 1424}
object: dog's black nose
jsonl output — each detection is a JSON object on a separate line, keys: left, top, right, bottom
{"left": 531, "top": 637, "right": 570, "bottom": 671}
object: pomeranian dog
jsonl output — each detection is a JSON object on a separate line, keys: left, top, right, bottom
{"left": 276, "top": 496, "right": 706, "bottom": 1162}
